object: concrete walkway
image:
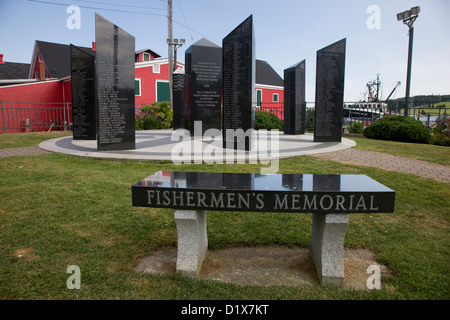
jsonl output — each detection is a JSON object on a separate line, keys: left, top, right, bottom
{"left": 312, "top": 148, "right": 450, "bottom": 182}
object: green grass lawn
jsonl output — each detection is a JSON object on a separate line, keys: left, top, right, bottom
{"left": 0, "top": 131, "right": 72, "bottom": 149}
{"left": 406, "top": 102, "right": 450, "bottom": 116}
{"left": 0, "top": 133, "right": 448, "bottom": 300}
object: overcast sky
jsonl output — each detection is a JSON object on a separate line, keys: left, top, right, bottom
{"left": 1, "top": 0, "right": 449, "bottom": 102}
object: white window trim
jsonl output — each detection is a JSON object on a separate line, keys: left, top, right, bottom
{"left": 153, "top": 64, "right": 160, "bottom": 73}
{"left": 143, "top": 52, "right": 150, "bottom": 61}
{"left": 256, "top": 89, "right": 262, "bottom": 107}
{"left": 273, "top": 93, "right": 279, "bottom": 102}
{"left": 135, "top": 78, "right": 141, "bottom": 96}
{"left": 155, "top": 80, "right": 169, "bottom": 101}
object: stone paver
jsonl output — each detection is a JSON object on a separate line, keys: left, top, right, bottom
{"left": 313, "top": 148, "right": 450, "bottom": 182}
{"left": 0, "top": 146, "right": 51, "bottom": 158}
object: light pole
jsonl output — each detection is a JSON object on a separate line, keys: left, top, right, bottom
{"left": 167, "top": 38, "right": 185, "bottom": 105}
{"left": 167, "top": 38, "right": 185, "bottom": 71}
{"left": 397, "top": 6, "right": 420, "bottom": 117}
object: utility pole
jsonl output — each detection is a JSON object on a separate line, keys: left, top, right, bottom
{"left": 168, "top": 0, "right": 173, "bottom": 105}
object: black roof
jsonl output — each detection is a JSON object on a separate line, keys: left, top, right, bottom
{"left": 256, "top": 59, "right": 283, "bottom": 87}
{"left": 0, "top": 62, "right": 31, "bottom": 79}
{"left": 31, "top": 41, "right": 282, "bottom": 86}
{"left": 36, "top": 40, "right": 95, "bottom": 78}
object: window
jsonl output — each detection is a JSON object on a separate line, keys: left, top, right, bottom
{"left": 153, "top": 64, "right": 160, "bottom": 73}
{"left": 256, "top": 89, "right": 262, "bottom": 107}
{"left": 135, "top": 79, "right": 141, "bottom": 96}
{"left": 273, "top": 93, "right": 279, "bottom": 102}
{"left": 156, "top": 81, "right": 170, "bottom": 102}
{"left": 143, "top": 53, "right": 150, "bottom": 61}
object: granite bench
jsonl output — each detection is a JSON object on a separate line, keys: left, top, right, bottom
{"left": 132, "top": 171, "right": 395, "bottom": 286}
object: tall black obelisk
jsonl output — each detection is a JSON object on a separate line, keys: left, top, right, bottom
{"left": 95, "top": 14, "right": 136, "bottom": 151}
{"left": 314, "top": 39, "right": 346, "bottom": 142}
{"left": 222, "top": 15, "right": 255, "bottom": 150}
{"left": 185, "top": 38, "right": 222, "bottom": 135}
{"left": 284, "top": 60, "right": 306, "bottom": 135}
{"left": 70, "top": 44, "right": 96, "bottom": 140}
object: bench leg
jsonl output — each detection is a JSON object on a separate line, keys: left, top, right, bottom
{"left": 174, "top": 210, "right": 208, "bottom": 277}
{"left": 310, "top": 213, "right": 349, "bottom": 286}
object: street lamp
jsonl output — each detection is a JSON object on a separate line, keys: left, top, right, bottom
{"left": 167, "top": 38, "right": 185, "bottom": 105}
{"left": 167, "top": 38, "right": 185, "bottom": 71}
{"left": 397, "top": 6, "right": 420, "bottom": 117}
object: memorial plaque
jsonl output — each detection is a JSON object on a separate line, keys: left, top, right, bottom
{"left": 172, "top": 69, "right": 185, "bottom": 130}
{"left": 284, "top": 60, "right": 306, "bottom": 135}
{"left": 132, "top": 171, "right": 396, "bottom": 214}
{"left": 314, "top": 39, "right": 346, "bottom": 142}
{"left": 95, "top": 13, "right": 136, "bottom": 151}
{"left": 185, "top": 38, "right": 222, "bottom": 135}
{"left": 222, "top": 15, "right": 255, "bottom": 150}
{"left": 70, "top": 44, "right": 96, "bottom": 140}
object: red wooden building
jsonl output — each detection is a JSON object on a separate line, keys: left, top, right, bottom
{"left": 1, "top": 40, "right": 284, "bottom": 133}
{"left": 134, "top": 48, "right": 185, "bottom": 106}
{"left": 255, "top": 59, "right": 284, "bottom": 119}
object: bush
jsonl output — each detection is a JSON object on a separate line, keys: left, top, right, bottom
{"left": 432, "top": 133, "right": 450, "bottom": 146}
{"left": 306, "top": 108, "right": 315, "bottom": 131}
{"left": 432, "top": 117, "right": 450, "bottom": 146}
{"left": 136, "top": 101, "right": 173, "bottom": 130}
{"left": 347, "top": 121, "right": 363, "bottom": 134}
{"left": 362, "top": 115, "right": 432, "bottom": 143}
{"left": 255, "top": 110, "right": 283, "bottom": 130}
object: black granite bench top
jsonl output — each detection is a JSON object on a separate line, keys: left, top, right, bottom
{"left": 132, "top": 171, "right": 395, "bottom": 214}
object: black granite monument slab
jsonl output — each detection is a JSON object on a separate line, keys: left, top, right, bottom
{"left": 314, "top": 39, "right": 346, "bottom": 142}
{"left": 172, "top": 69, "right": 185, "bottom": 130}
{"left": 70, "top": 44, "right": 96, "bottom": 140}
{"left": 184, "top": 38, "right": 222, "bottom": 135}
{"left": 132, "top": 171, "right": 395, "bottom": 214}
{"left": 95, "top": 13, "right": 136, "bottom": 151}
{"left": 222, "top": 15, "right": 255, "bottom": 150}
{"left": 284, "top": 60, "right": 306, "bottom": 135}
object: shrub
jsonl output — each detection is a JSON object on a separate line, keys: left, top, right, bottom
{"left": 432, "top": 133, "right": 450, "bottom": 146}
{"left": 362, "top": 115, "right": 432, "bottom": 143}
{"left": 135, "top": 101, "right": 173, "bottom": 130}
{"left": 255, "top": 110, "right": 283, "bottom": 130}
{"left": 433, "top": 117, "right": 449, "bottom": 135}
{"left": 347, "top": 121, "right": 363, "bottom": 134}
{"left": 432, "top": 117, "right": 450, "bottom": 146}
{"left": 306, "top": 108, "right": 315, "bottom": 131}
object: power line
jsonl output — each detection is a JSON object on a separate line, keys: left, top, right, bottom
{"left": 27, "top": 0, "right": 215, "bottom": 41}
{"left": 73, "top": 0, "right": 166, "bottom": 11}
{"left": 27, "top": 0, "right": 167, "bottom": 17}
{"left": 176, "top": 0, "right": 193, "bottom": 41}
{"left": 172, "top": 20, "right": 216, "bottom": 43}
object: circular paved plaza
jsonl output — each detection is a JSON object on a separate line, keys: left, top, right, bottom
{"left": 39, "top": 130, "right": 356, "bottom": 161}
